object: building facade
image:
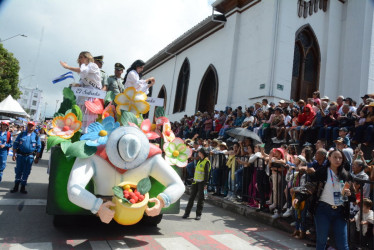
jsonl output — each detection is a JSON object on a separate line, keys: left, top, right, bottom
{"left": 143, "top": 0, "right": 374, "bottom": 122}
{"left": 18, "top": 86, "right": 43, "bottom": 121}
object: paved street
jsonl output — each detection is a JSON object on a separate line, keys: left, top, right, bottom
{"left": 0, "top": 151, "right": 311, "bottom": 250}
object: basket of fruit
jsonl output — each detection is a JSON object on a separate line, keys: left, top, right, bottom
{"left": 112, "top": 177, "right": 151, "bottom": 225}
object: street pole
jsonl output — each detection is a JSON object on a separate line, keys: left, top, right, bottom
{"left": 55, "top": 100, "right": 60, "bottom": 114}
{"left": 0, "top": 34, "right": 27, "bottom": 43}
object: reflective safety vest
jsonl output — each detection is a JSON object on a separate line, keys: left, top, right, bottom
{"left": 194, "top": 158, "right": 211, "bottom": 182}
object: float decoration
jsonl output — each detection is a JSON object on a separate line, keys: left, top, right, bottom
{"left": 140, "top": 119, "right": 160, "bottom": 140}
{"left": 65, "top": 140, "right": 97, "bottom": 159}
{"left": 80, "top": 116, "right": 120, "bottom": 146}
{"left": 47, "top": 113, "right": 82, "bottom": 139}
{"left": 47, "top": 88, "right": 187, "bottom": 226}
{"left": 163, "top": 138, "right": 192, "bottom": 167}
{"left": 115, "top": 87, "right": 150, "bottom": 117}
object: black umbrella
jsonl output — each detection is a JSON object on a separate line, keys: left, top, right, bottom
{"left": 226, "top": 127, "right": 263, "bottom": 144}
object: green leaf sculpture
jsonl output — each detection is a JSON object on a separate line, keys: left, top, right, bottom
{"left": 47, "top": 136, "right": 68, "bottom": 151}
{"left": 120, "top": 110, "right": 138, "bottom": 127}
{"left": 70, "top": 130, "right": 81, "bottom": 143}
{"left": 60, "top": 141, "right": 72, "bottom": 154}
{"left": 112, "top": 186, "right": 131, "bottom": 204}
{"left": 137, "top": 177, "right": 152, "bottom": 195}
{"left": 65, "top": 140, "right": 97, "bottom": 159}
{"left": 63, "top": 87, "right": 76, "bottom": 102}
{"left": 71, "top": 104, "right": 83, "bottom": 121}
{"left": 105, "top": 91, "right": 116, "bottom": 104}
{"left": 155, "top": 106, "right": 165, "bottom": 118}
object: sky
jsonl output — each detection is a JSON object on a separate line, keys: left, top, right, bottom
{"left": 0, "top": 0, "right": 216, "bottom": 118}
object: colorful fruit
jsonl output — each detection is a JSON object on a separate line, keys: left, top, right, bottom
{"left": 129, "top": 199, "right": 135, "bottom": 204}
{"left": 124, "top": 184, "right": 131, "bottom": 190}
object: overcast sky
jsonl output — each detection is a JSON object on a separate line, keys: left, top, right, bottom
{"left": 0, "top": 0, "right": 215, "bottom": 118}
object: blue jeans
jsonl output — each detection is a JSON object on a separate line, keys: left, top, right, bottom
{"left": 235, "top": 168, "right": 243, "bottom": 194}
{"left": 314, "top": 202, "right": 349, "bottom": 250}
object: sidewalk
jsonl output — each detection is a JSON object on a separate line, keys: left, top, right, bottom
{"left": 185, "top": 187, "right": 295, "bottom": 234}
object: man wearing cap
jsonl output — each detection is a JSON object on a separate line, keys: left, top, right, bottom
{"left": 94, "top": 55, "right": 108, "bottom": 90}
{"left": 106, "top": 63, "right": 125, "bottom": 95}
{"left": 0, "top": 122, "right": 12, "bottom": 182}
{"left": 10, "top": 121, "right": 41, "bottom": 194}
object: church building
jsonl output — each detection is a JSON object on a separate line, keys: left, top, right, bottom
{"left": 143, "top": 0, "right": 374, "bottom": 121}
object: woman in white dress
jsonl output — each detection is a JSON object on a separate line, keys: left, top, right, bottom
{"left": 60, "top": 51, "right": 101, "bottom": 133}
{"left": 123, "top": 60, "right": 155, "bottom": 95}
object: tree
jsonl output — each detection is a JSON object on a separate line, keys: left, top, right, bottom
{"left": 0, "top": 43, "right": 21, "bottom": 101}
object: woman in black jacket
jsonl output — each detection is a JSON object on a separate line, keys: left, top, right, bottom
{"left": 293, "top": 149, "right": 355, "bottom": 250}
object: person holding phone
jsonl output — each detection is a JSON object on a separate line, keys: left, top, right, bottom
{"left": 293, "top": 149, "right": 355, "bottom": 250}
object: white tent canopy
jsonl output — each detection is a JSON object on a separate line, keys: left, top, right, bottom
{"left": 0, "top": 95, "right": 30, "bottom": 118}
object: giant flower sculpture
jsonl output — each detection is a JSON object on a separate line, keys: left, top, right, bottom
{"left": 102, "top": 102, "right": 116, "bottom": 120}
{"left": 140, "top": 119, "right": 160, "bottom": 140}
{"left": 115, "top": 87, "right": 150, "bottom": 117}
{"left": 80, "top": 116, "right": 120, "bottom": 146}
{"left": 47, "top": 113, "right": 82, "bottom": 139}
{"left": 155, "top": 116, "right": 175, "bottom": 142}
{"left": 163, "top": 138, "right": 192, "bottom": 167}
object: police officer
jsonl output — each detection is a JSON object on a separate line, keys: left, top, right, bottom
{"left": 183, "top": 148, "right": 211, "bottom": 220}
{"left": 93, "top": 55, "right": 108, "bottom": 90}
{"left": 0, "top": 121, "right": 12, "bottom": 182}
{"left": 10, "top": 121, "right": 41, "bottom": 194}
{"left": 106, "top": 63, "right": 125, "bottom": 95}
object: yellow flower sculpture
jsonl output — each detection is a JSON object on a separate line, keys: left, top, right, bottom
{"left": 114, "top": 87, "right": 150, "bottom": 117}
{"left": 47, "top": 113, "right": 82, "bottom": 139}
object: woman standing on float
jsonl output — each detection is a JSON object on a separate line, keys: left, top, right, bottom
{"left": 123, "top": 59, "right": 155, "bottom": 95}
{"left": 60, "top": 51, "right": 101, "bottom": 133}
{"left": 293, "top": 149, "right": 354, "bottom": 250}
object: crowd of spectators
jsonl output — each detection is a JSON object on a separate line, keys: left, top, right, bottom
{"left": 171, "top": 91, "right": 374, "bottom": 248}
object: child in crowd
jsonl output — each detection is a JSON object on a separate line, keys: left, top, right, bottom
{"left": 268, "top": 148, "right": 286, "bottom": 216}
{"left": 351, "top": 198, "right": 373, "bottom": 247}
{"left": 289, "top": 155, "right": 308, "bottom": 239}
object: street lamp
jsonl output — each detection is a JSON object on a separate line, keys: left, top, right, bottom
{"left": 55, "top": 100, "right": 60, "bottom": 114}
{"left": 0, "top": 34, "right": 27, "bottom": 43}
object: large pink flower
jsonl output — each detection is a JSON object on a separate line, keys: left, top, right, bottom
{"left": 140, "top": 119, "right": 160, "bottom": 140}
{"left": 47, "top": 113, "right": 81, "bottom": 139}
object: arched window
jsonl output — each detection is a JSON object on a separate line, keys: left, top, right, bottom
{"left": 173, "top": 58, "right": 190, "bottom": 113}
{"left": 158, "top": 85, "right": 167, "bottom": 109}
{"left": 291, "top": 25, "right": 320, "bottom": 101}
{"left": 196, "top": 65, "right": 219, "bottom": 114}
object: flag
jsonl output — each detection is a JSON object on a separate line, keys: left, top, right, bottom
{"left": 52, "top": 71, "right": 74, "bottom": 84}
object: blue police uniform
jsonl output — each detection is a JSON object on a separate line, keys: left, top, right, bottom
{"left": 0, "top": 131, "right": 12, "bottom": 182}
{"left": 12, "top": 131, "right": 41, "bottom": 187}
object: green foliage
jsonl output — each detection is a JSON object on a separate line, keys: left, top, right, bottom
{"left": 54, "top": 113, "right": 64, "bottom": 118}
{"left": 63, "top": 87, "right": 76, "bottom": 102}
{"left": 60, "top": 141, "right": 72, "bottom": 154}
{"left": 137, "top": 177, "right": 152, "bottom": 195}
{"left": 112, "top": 186, "right": 131, "bottom": 204}
{"left": 65, "top": 140, "right": 97, "bottom": 159}
{"left": 120, "top": 110, "right": 138, "bottom": 126}
{"left": 70, "top": 130, "right": 81, "bottom": 143}
{"left": 155, "top": 107, "right": 165, "bottom": 118}
{"left": 105, "top": 91, "right": 115, "bottom": 104}
{"left": 71, "top": 105, "right": 82, "bottom": 121}
{"left": 57, "top": 98, "right": 74, "bottom": 115}
{"left": 57, "top": 87, "right": 76, "bottom": 115}
{"left": 47, "top": 136, "right": 68, "bottom": 151}
{"left": 0, "top": 44, "right": 21, "bottom": 101}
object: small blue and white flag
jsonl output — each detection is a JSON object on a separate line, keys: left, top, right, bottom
{"left": 52, "top": 71, "right": 75, "bottom": 84}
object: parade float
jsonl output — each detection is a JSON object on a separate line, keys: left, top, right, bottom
{"left": 46, "top": 87, "right": 191, "bottom": 226}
